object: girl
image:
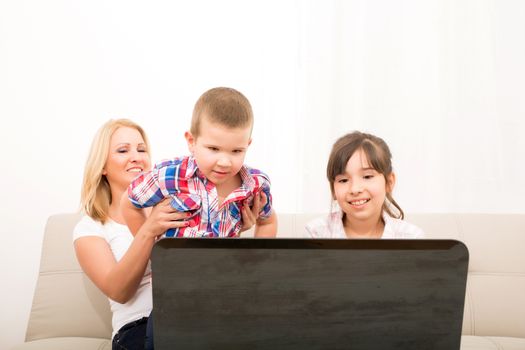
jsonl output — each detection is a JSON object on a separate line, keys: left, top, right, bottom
{"left": 306, "top": 131, "right": 424, "bottom": 239}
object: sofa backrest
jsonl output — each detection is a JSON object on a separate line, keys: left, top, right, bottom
{"left": 407, "top": 213, "right": 525, "bottom": 339}
{"left": 26, "top": 213, "right": 112, "bottom": 342}
{"left": 27, "top": 212, "right": 524, "bottom": 341}
{"left": 276, "top": 213, "right": 525, "bottom": 339}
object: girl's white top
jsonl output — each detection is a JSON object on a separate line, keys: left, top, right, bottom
{"left": 305, "top": 207, "right": 424, "bottom": 239}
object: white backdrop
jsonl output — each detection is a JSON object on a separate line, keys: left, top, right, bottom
{"left": 1, "top": 0, "right": 524, "bottom": 348}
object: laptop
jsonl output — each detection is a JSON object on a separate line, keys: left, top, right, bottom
{"left": 150, "top": 238, "right": 469, "bottom": 350}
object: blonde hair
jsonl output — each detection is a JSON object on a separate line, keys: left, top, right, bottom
{"left": 80, "top": 119, "right": 150, "bottom": 224}
{"left": 190, "top": 87, "right": 253, "bottom": 137}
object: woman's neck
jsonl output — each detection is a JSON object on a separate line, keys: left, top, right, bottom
{"left": 343, "top": 214, "right": 385, "bottom": 238}
{"left": 108, "top": 187, "right": 126, "bottom": 224}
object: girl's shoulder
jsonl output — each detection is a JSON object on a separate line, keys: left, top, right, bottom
{"left": 305, "top": 213, "right": 346, "bottom": 238}
{"left": 383, "top": 215, "right": 425, "bottom": 239}
{"left": 304, "top": 216, "right": 328, "bottom": 237}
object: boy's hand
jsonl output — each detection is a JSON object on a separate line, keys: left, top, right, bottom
{"left": 239, "top": 191, "right": 267, "bottom": 233}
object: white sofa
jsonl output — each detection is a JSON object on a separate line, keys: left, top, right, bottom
{"left": 11, "top": 213, "right": 525, "bottom": 350}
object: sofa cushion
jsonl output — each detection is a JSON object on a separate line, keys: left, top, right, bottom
{"left": 10, "top": 337, "right": 110, "bottom": 350}
{"left": 461, "top": 335, "right": 525, "bottom": 350}
{"left": 25, "top": 213, "right": 112, "bottom": 342}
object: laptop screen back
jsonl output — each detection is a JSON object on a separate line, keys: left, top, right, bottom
{"left": 151, "top": 238, "right": 468, "bottom": 350}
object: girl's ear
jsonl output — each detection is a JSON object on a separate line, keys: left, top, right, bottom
{"left": 184, "top": 131, "right": 195, "bottom": 154}
{"left": 386, "top": 172, "right": 396, "bottom": 193}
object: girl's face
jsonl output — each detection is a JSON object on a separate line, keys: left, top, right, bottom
{"left": 333, "top": 148, "right": 394, "bottom": 226}
{"left": 103, "top": 126, "right": 151, "bottom": 192}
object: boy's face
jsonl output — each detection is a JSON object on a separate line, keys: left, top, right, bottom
{"left": 185, "top": 116, "right": 252, "bottom": 187}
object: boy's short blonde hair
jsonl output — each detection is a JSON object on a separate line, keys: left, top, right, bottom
{"left": 190, "top": 87, "right": 253, "bottom": 137}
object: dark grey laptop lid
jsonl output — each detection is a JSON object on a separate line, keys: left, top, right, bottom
{"left": 151, "top": 238, "right": 468, "bottom": 350}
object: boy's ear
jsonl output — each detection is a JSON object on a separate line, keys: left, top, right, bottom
{"left": 184, "top": 131, "right": 195, "bottom": 153}
{"left": 386, "top": 172, "right": 396, "bottom": 193}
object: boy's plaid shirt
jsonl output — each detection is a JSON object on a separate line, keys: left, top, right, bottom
{"left": 128, "top": 156, "right": 272, "bottom": 237}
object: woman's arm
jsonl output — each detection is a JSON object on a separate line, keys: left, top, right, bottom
{"left": 121, "top": 191, "right": 148, "bottom": 236}
{"left": 75, "top": 198, "right": 187, "bottom": 303}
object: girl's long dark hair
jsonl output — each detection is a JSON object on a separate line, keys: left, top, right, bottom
{"left": 326, "top": 131, "right": 404, "bottom": 219}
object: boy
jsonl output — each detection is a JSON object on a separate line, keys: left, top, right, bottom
{"left": 122, "top": 87, "right": 277, "bottom": 238}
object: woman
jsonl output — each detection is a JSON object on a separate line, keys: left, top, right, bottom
{"left": 73, "top": 119, "right": 262, "bottom": 349}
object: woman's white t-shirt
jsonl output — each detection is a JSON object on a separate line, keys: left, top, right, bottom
{"left": 73, "top": 215, "right": 152, "bottom": 339}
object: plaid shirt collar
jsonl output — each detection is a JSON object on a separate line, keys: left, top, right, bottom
{"left": 186, "top": 156, "right": 257, "bottom": 193}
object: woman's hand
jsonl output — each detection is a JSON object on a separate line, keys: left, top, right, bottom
{"left": 137, "top": 197, "right": 188, "bottom": 240}
{"left": 239, "top": 191, "right": 267, "bottom": 234}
